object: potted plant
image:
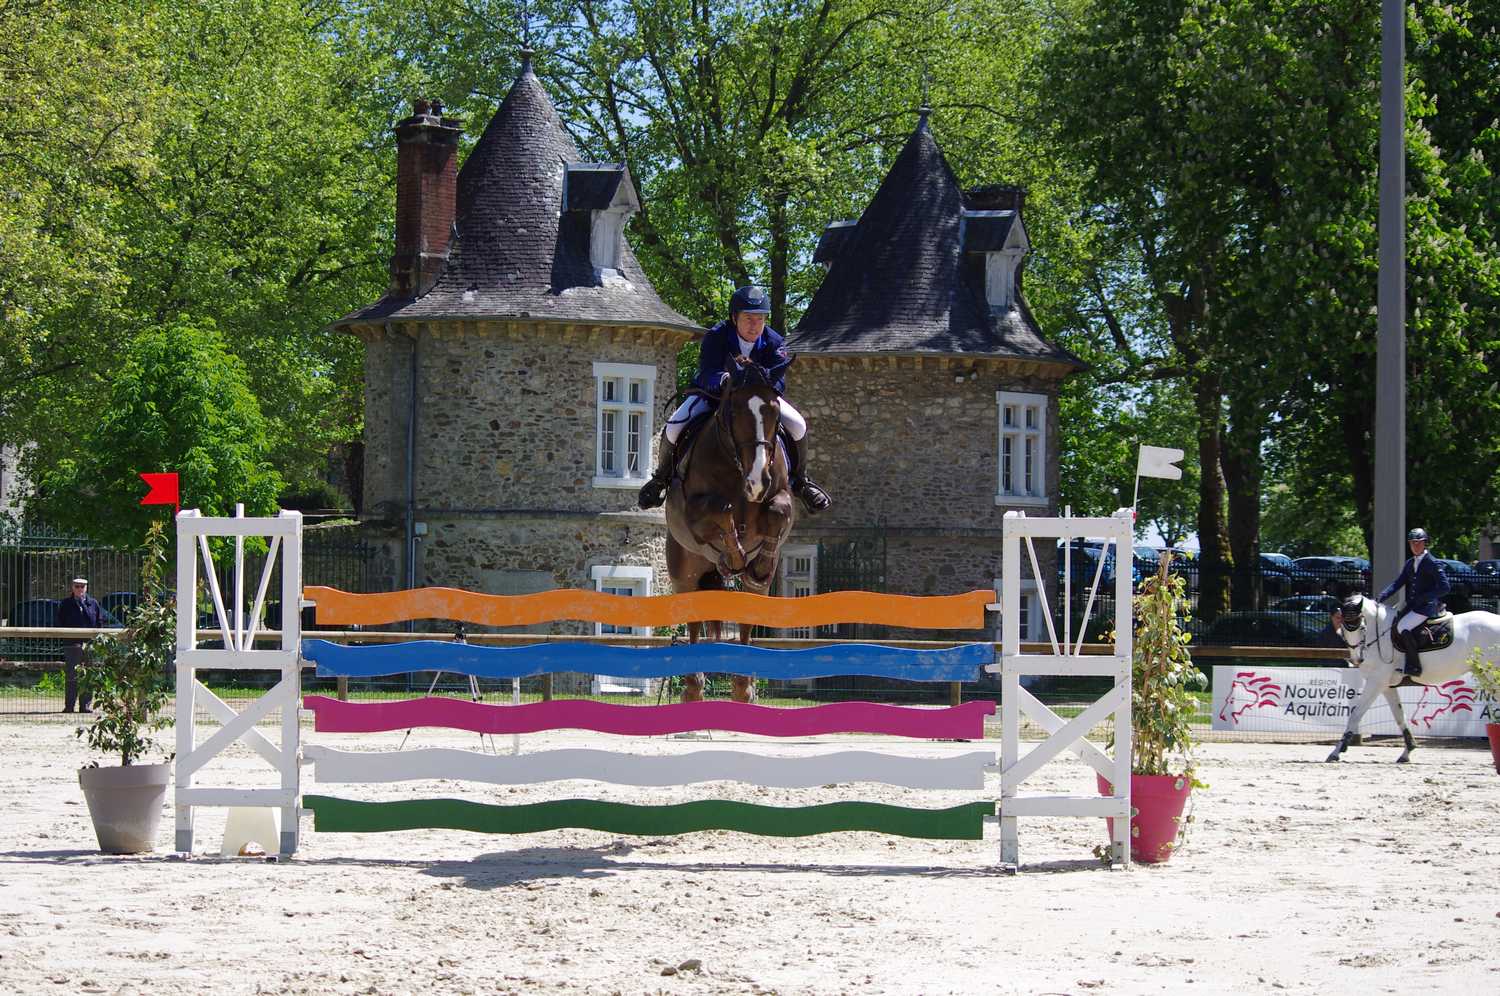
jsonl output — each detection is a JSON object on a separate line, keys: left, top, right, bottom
{"left": 76, "top": 521, "right": 175, "bottom": 853}
{"left": 1466, "top": 645, "right": 1500, "bottom": 774}
{"left": 1099, "top": 550, "right": 1207, "bottom": 863}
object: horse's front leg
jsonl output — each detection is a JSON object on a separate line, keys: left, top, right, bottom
{"left": 1386, "top": 687, "right": 1416, "bottom": 763}
{"left": 681, "top": 622, "right": 707, "bottom": 702}
{"left": 1326, "top": 664, "right": 1393, "bottom": 762}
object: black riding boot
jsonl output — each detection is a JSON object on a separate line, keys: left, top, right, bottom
{"left": 789, "top": 435, "right": 831, "bottom": 515}
{"left": 636, "top": 436, "right": 677, "bottom": 509}
{"left": 1403, "top": 647, "right": 1422, "bottom": 677}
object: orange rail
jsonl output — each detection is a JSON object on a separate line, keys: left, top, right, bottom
{"left": 302, "top": 586, "right": 992, "bottom": 631}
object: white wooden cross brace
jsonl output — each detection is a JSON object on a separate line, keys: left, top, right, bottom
{"left": 1013, "top": 685, "right": 1117, "bottom": 778}
{"left": 179, "top": 677, "right": 295, "bottom": 779}
{"left": 187, "top": 680, "right": 286, "bottom": 772}
{"left": 1004, "top": 683, "right": 1125, "bottom": 787}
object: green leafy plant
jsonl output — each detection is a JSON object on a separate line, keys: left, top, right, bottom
{"left": 1466, "top": 644, "right": 1500, "bottom": 700}
{"left": 1130, "top": 551, "right": 1207, "bottom": 781}
{"left": 76, "top": 521, "right": 175, "bottom": 766}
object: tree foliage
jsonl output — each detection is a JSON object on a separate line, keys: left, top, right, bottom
{"left": 0, "top": 0, "right": 167, "bottom": 440}
{"left": 31, "top": 318, "right": 283, "bottom": 545}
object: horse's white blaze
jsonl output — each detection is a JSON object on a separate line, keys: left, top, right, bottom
{"left": 746, "top": 395, "right": 770, "bottom": 500}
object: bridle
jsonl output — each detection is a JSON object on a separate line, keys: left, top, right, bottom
{"left": 714, "top": 382, "right": 778, "bottom": 484}
{"left": 696, "top": 380, "right": 780, "bottom": 581}
{"left": 1337, "top": 596, "right": 1394, "bottom": 668}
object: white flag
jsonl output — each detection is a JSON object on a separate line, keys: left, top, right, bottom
{"left": 1137, "top": 445, "right": 1184, "bottom": 480}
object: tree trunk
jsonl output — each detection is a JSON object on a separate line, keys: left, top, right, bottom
{"left": 1223, "top": 393, "right": 1264, "bottom": 610}
{"left": 768, "top": 187, "right": 789, "bottom": 330}
{"left": 1192, "top": 376, "right": 1232, "bottom": 624}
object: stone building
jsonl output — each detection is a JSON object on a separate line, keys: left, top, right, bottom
{"left": 787, "top": 112, "right": 1084, "bottom": 640}
{"left": 333, "top": 56, "right": 698, "bottom": 669}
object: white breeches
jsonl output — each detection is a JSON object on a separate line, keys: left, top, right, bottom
{"left": 1397, "top": 611, "right": 1429, "bottom": 635}
{"left": 664, "top": 396, "right": 807, "bottom": 444}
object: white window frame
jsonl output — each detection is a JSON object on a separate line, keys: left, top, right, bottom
{"left": 591, "top": 565, "right": 654, "bottom": 696}
{"left": 991, "top": 576, "right": 1042, "bottom": 644}
{"left": 995, "top": 390, "right": 1049, "bottom": 506}
{"left": 590, "top": 564, "right": 653, "bottom": 636}
{"left": 590, "top": 208, "right": 628, "bottom": 274}
{"left": 778, "top": 544, "right": 818, "bottom": 643}
{"left": 593, "top": 361, "right": 656, "bottom": 489}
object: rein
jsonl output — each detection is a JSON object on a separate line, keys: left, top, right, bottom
{"left": 1344, "top": 599, "right": 1396, "bottom": 669}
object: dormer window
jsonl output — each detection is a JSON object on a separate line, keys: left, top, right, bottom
{"left": 563, "top": 163, "right": 640, "bottom": 276}
{"left": 961, "top": 210, "right": 1028, "bottom": 310}
{"left": 813, "top": 220, "right": 858, "bottom": 271}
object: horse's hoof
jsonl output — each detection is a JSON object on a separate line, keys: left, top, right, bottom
{"left": 1396, "top": 755, "right": 1411, "bottom": 764}
{"left": 1324, "top": 753, "right": 1342, "bottom": 763}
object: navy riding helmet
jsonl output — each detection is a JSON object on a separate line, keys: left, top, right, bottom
{"left": 729, "top": 285, "right": 771, "bottom": 317}
{"left": 1407, "top": 527, "right": 1429, "bottom": 543}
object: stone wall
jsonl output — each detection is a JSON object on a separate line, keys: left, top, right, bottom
{"left": 786, "top": 354, "right": 1068, "bottom": 537}
{"left": 357, "top": 320, "right": 690, "bottom": 521}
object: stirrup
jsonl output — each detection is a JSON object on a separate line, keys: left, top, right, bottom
{"left": 795, "top": 479, "right": 831, "bottom": 514}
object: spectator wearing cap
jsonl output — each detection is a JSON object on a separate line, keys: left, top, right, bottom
{"left": 55, "top": 577, "right": 104, "bottom": 712}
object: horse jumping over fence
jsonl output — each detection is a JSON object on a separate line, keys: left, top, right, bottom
{"left": 664, "top": 358, "right": 795, "bottom": 702}
{"left": 1327, "top": 594, "right": 1500, "bottom": 763}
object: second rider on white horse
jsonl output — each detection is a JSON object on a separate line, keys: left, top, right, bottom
{"left": 1375, "top": 527, "right": 1450, "bottom": 677}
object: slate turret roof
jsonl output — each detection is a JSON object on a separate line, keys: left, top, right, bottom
{"left": 337, "top": 58, "right": 697, "bottom": 333}
{"left": 791, "top": 116, "right": 1081, "bottom": 367}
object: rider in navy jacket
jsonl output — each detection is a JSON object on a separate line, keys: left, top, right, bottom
{"left": 1375, "top": 527, "right": 1450, "bottom": 674}
{"left": 638, "top": 285, "right": 830, "bottom": 515}
{"left": 694, "top": 320, "right": 792, "bottom": 396}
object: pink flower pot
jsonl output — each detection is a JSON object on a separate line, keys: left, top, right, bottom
{"left": 1486, "top": 724, "right": 1500, "bottom": 775}
{"left": 1098, "top": 772, "right": 1193, "bottom": 864}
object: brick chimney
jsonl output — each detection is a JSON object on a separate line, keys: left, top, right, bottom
{"left": 390, "top": 98, "right": 461, "bottom": 297}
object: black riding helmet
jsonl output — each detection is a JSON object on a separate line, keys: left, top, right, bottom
{"left": 1407, "top": 527, "right": 1429, "bottom": 543}
{"left": 729, "top": 285, "right": 771, "bottom": 318}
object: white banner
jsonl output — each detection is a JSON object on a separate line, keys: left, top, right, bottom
{"left": 1211, "top": 666, "right": 1499, "bottom": 737}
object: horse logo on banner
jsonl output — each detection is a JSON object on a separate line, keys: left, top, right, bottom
{"left": 1218, "top": 671, "right": 1283, "bottom": 725}
{"left": 1410, "top": 679, "right": 1477, "bottom": 731}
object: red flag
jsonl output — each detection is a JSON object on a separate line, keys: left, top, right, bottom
{"left": 139, "top": 472, "right": 180, "bottom": 514}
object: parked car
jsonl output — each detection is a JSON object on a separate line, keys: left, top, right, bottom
{"left": 1271, "top": 594, "right": 1342, "bottom": 614}
{"left": 1198, "top": 609, "right": 1342, "bottom": 648}
{"left": 101, "top": 591, "right": 140, "bottom": 624}
{"left": 1292, "top": 556, "right": 1371, "bottom": 594}
{"left": 1474, "top": 560, "right": 1500, "bottom": 597}
{"left": 1434, "top": 559, "right": 1480, "bottom": 601}
{"left": 1055, "top": 540, "right": 1142, "bottom": 590}
{"left": 1133, "top": 545, "right": 1162, "bottom": 574}
{"left": 1259, "top": 553, "right": 1322, "bottom": 597}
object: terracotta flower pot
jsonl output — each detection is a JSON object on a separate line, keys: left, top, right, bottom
{"left": 78, "top": 763, "right": 170, "bottom": 854}
{"left": 1486, "top": 724, "right": 1500, "bottom": 775}
{"left": 1098, "top": 772, "right": 1192, "bottom": 864}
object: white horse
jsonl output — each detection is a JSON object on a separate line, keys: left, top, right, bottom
{"left": 1327, "top": 594, "right": 1500, "bottom": 763}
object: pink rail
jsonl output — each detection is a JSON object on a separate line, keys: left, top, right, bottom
{"left": 304, "top": 696, "right": 997, "bottom": 740}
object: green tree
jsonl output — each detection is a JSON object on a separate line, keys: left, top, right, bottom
{"left": 1036, "top": 0, "right": 1500, "bottom": 613}
{"left": 16, "top": 0, "right": 397, "bottom": 508}
{"left": 0, "top": 0, "right": 166, "bottom": 444}
{"left": 30, "top": 317, "right": 283, "bottom": 546}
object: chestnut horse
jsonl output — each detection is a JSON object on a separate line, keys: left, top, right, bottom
{"left": 663, "top": 359, "right": 796, "bottom": 701}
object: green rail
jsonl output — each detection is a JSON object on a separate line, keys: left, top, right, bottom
{"left": 303, "top": 795, "right": 996, "bottom": 840}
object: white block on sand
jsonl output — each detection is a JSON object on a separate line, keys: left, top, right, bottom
{"left": 221, "top": 807, "right": 280, "bottom": 857}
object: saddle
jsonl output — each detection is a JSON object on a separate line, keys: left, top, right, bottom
{"left": 1392, "top": 610, "right": 1454, "bottom": 655}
